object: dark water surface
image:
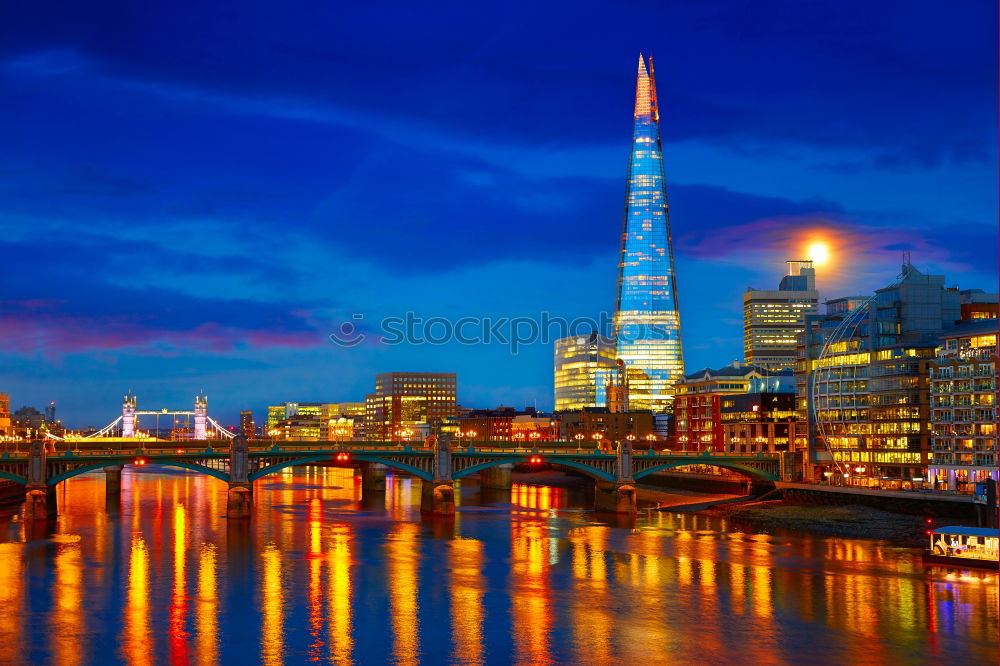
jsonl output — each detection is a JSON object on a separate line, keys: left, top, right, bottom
{"left": 0, "top": 466, "right": 996, "bottom": 665}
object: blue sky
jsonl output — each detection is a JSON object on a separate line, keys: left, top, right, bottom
{"left": 2, "top": 1, "right": 996, "bottom": 427}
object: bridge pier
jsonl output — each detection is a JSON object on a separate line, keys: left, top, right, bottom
{"left": 594, "top": 482, "right": 636, "bottom": 514}
{"left": 360, "top": 462, "right": 387, "bottom": 492}
{"left": 479, "top": 464, "right": 513, "bottom": 490}
{"left": 420, "top": 481, "right": 456, "bottom": 516}
{"left": 23, "top": 486, "right": 56, "bottom": 521}
{"left": 105, "top": 465, "right": 125, "bottom": 496}
{"left": 227, "top": 483, "right": 252, "bottom": 519}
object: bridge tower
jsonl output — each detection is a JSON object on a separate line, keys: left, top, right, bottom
{"left": 194, "top": 393, "right": 208, "bottom": 440}
{"left": 122, "top": 393, "right": 137, "bottom": 438}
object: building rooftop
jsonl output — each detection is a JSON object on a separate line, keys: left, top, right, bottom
{"left": 682, "top": 364, "right": 793, "bottom": 381}
{"left": 941, "top": 319, "right": 999, "bottom": 338}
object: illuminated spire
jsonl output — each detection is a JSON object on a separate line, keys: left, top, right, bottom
{"left": 648, "top": 56, "right": 659, "bottom": 122}
{"left": 634, "top": 54, "right": 652, "bottom": 119}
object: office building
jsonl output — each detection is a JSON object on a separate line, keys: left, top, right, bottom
{"left": 322, "top": 402, "right": 365, "bottom": 440}
{"left": 239, "top": 410, "right": 255, "bottom": 439}
{"left": 959, "top": 289, "right": 998, "bottom": 320}
{"left": 554, "top": 333, "right": 616, "bottom": 411}
{"left": 365, "top": 372, "right": 457, "bottom": 441}
{"left": 798, "top": 264, "right": 986, "bottom": 486}
{"left": 675, "top": 363, "right": 794, "bottom": 451}
{"left": 612, "top": 55, "right": 684, "bottom": 412}
{"left": 721, "top": 389, "right": 798, "bottom": 455}
{"left": 928, "top": 320, "right": 998, "bottom": 492}
{"left": 743, "top": 260, "right": 820, "bottom": 370}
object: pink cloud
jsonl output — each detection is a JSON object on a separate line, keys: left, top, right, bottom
{"left": 0, "top": 309, "right": 322, "bottom": 360}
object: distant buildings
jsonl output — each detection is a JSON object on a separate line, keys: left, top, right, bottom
{"left": 365, "top": 372, "right": 457, "bottom": 441}
{"left": 239, "top": 410, "right": 255, "bottom": 438}
{"left": 929, "top": 320, "right": 998, "bottom": 492}
{"left": 675, "top": 363, "right": 795, "bottom": 451}
{"left": 457, "top": 406, "right": 559, "bottom": 443}
{"left": 559, "top": 409, "right": 656, "bottom": 446}
{"left": 798, "top": 263, "right": 997, "bottom": 487}
{"left": 553, "top": 333, "right": 616, "bottom": 411}
{"left": 262, "top": 402, "right": 365, "bottom": 441}
{"left": 612, "top": 55, "right": 684, "bottom": 412}
{"left": 44, "top": 401, "right": 56, "bottom": 423}
{"left": 743, "top": 260, "right": 819, "bottom": 371}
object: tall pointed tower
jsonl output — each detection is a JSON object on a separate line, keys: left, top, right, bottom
{"left": 613, "top": 55, "right": 684, "bottom": 412}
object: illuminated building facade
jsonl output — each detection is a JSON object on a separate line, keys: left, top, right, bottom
{"left": 510, "top": 414, "right": 560, "bottom": 442}
{"left": 559, "top": 409, "right": 656, "bottom": 446}
{"left": 553, "top": 333, "right": 616, "bottom": 411}
{"left": 928, "top": 320, "right": 998, "bottom": 492}
{"left": 365, "top": 372, "right": 457, "bottom": 441}
{"left": 675, "top": 364, "right": 793, "bottom": 451}
{"left": 323, "top": 402, "right": 365, "bottom": 440}
{"left": 0, "top": 393, "right": 9, "bottom": 436}
{"left": 721, "top": 389, "right": 798, "bottom": 455}
{"left": 743, "top": 260, "right": 819, "bottom": 371}
{"left": 612, "top": 55, "right": 684, "bottom": 412}
{"left": 266, "top": 406, "right": 284, "bottom": 436}
{"left": 798, "top": 265, "right": 994, "bottom": 486}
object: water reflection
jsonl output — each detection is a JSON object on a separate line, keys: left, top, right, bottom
{"left": 122, "top": 534, "right": 151, "bottom": 666}
{"left": 195, "top": 544, "right": 219, "bottom": 666}
{"left": 0, "top": 466, "right": 994, "bottom": 664}
{"left": 327, "top": 523, "right": 353, "bottom": 665}
{"left": 449, "top": 538, "right": 484, "bottom": 665}
{"left": 510, "top": 512, "right": 552, "bottom": 665}
{"left": 388, "top": 522, "right": 421, "bottom": 665}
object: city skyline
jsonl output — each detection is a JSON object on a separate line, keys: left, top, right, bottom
{"left": 1, "top": 2, "right": 996, "bottom": 425}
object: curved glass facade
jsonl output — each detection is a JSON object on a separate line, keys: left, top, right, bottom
{"left": 613, "top": 55, "right": 684, "bottom": 412}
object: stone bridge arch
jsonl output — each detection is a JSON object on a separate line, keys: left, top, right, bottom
{"left": 452, "top": 456, "right": 616, "bottom": 483}
{"left": 632, "top": 460, "right": 778, "bottom": 483}
{"left": 46, "top": 461, "right": 230, "bottom": 486}
{"left": 248, "top": 453, "right": 434, "bottom": 483}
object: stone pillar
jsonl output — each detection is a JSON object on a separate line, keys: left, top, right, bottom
{"left": 480, "top": 464, "right": 513, "bottom": 490}
{"left": 23, "top": 439, "right": 54, "bottom": 520}
{"left": 23, "top": 487, "right": 56, "bottom": 521}
{"left": 227, "top": 435, "right": 252, "bottom": 519}
{"left": 420, "top": 481, "right": 456, "bottom": 516}
{"left": 594, "top": 481, "right": 636, "bottom": 514}
{"left": 360, "top": 462, "right": 388, "bottom": 491}
{"left": 227, "top": 483, "right": 252, "bottom": 519}
{"left": 105, "top": 465, "right": 124, "bottom": 496}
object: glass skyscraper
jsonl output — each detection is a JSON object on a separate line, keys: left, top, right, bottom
{"left": 613, "top": 55, "right": 685, "bottom": 412}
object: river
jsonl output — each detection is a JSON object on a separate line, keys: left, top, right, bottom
{"left": 0, "top": 465, "right": 995, "bottom": 664}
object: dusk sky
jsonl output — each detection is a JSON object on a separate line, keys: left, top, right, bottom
{"left": 2, "top": 1, "right": 996, "bottom": 427}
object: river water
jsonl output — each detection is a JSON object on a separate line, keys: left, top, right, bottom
{"left": 0, "top": 466, "right": 996, "bottom": 665}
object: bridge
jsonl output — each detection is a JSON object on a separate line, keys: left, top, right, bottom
{"left": 3, "top": 437, "right": 790, "bottom": 520}
{"left": 47, "top": 393, "right": 235, "bottom": 441}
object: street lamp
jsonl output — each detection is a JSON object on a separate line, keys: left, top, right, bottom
{"left": 574, "top": 433, "right": 584, "bottom": 452}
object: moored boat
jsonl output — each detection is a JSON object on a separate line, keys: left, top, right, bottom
{"left": 924, "top": 526, "right": 999, "bottom": 570}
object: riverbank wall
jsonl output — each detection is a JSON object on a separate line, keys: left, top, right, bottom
{"left": 776, "top": 482, "right": 978, "bottom": 520}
